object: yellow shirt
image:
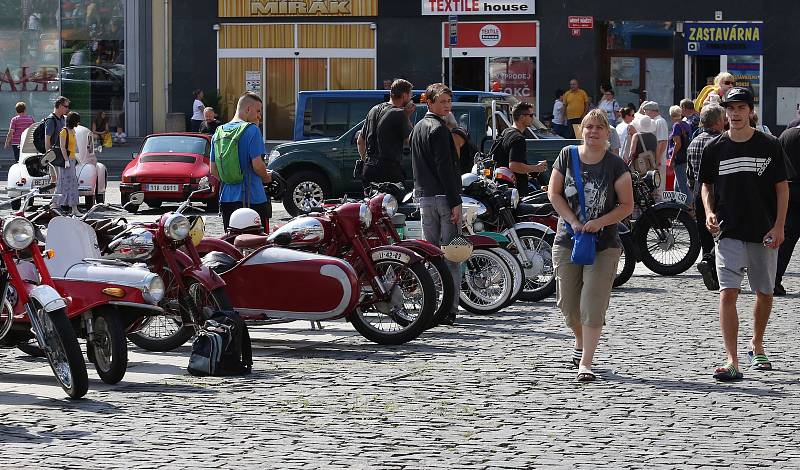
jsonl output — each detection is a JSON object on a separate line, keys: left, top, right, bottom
{"left": 59, "top": 128, "right": 76, "bottom": 159}
{"left": 563, "top": 89, "right": 590, "bottom": 120}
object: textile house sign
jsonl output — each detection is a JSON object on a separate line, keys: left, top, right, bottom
{"left": 422, "top": 0, "right": 535, "bottom": 15}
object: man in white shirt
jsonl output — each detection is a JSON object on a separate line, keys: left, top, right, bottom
{"left": 641, "top": 101, "right": 670, "bottom": 198}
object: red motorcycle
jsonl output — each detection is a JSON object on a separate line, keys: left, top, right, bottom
{"left": 0, "top": 187, "right": 88, "bottom": 398}
{"left": 204, "top": 200, "right": 437, "bottom": 345}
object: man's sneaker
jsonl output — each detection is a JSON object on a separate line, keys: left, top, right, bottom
{"left": 697, "top": 259, "right": 719, "bottom": 291}
{"left": 774, "top": 284, "right": 787, "bottom": 296}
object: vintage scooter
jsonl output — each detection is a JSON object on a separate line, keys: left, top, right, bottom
{"left": 0, "top": 185, "right": 88, "bottom": 398}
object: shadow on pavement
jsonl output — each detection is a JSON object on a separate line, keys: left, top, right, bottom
{"left": 608, "top": 371, "right": 792, "bottom": 398}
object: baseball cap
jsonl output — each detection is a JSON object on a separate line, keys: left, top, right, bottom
{"left": 721, "top": 87, "right": 754, "bottom": 107}
{"left": 640, "top": 101, "right": 659, "bottom": 112}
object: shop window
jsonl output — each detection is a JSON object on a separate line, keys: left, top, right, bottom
{"left": 330, "top": 58, "right": 374, "bottom": 90}
{"left": 266, "top": 58, "right": 296, "bottom": 140}
{"left": 607, "top": 22, "right": 674, "bottom": 50}
{"left": 489, "top": 57, "right": 537, "bottom": 108}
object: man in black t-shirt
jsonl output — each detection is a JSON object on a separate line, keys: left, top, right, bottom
{"left": 699, "top": 87, "right": 789, "bottom": 382}
{"left": 493, "top": 102, "right": 547, "bottom": 196}
{"left": 357, "top": 79, "right": 414, "bottom": 186}
{"left": 775, "top": 124, "right": 800, "bottom": 295}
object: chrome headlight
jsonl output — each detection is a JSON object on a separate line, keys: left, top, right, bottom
{"left": 382, "top": 194, "right": 398, "bottom": 217}
{"left": 164, "top": 213, "right": 191, "bottom": 241}
{"left": 2, "top": 217, "right": 35, "bottom": 250}
{"left": 268, "top": 149, "right": 281, "bottom": 165}
{"left": 359, "top": 203, "right": 372, "bottom": 227}
{"left": 644, "top": 170, "right": 661, "bottom": 191}
{"left": 142, "top": 273, "right": 164, "bottom": 305}
{"left": 508, "top": 188, "right": 520, "bottom": 209}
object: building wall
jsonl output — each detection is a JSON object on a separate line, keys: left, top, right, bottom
{"left": 171, "top": 0, "right": 218, "bottom": 124}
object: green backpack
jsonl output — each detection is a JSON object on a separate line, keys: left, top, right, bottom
{"left": 212, "top": 122, "right": 252, "bottom": 184}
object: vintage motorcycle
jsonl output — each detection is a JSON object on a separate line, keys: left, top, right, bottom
{"left": 628, "top": 169, "right": 700, "bottom": 276}
{"left": 0, "top": 186, "right": 88, "bottom": 398}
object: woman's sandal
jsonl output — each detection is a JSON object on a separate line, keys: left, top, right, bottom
{"left": 571, "top": 348, "right": 582, "bottom": 368}
{"left": 713, "top": 362, "right": 744, "bottom": 382}
{"left": 747, "top": 351, "right": 773, "bottom": 371}
{"left": 576, "top": 365, "right": 596, "bottom": 382}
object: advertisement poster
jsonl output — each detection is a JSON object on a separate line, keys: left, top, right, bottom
{"left": 245, "top": 70, "right": 262, "bottom": 93}
{"left": 727, "top": 56, "right": 760, "bottom": 105}
{"left": 489, "top": 57, "right": 535, "bottom": 104}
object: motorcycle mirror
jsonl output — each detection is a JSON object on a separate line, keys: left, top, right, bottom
{"left": 272, "top": 232, "right": 291, "bottom": 246}
{"left": 41, "top": 149, "right": 56, "bottom": 164}
{"left": 124, "top": 192, "right": 144, "bottom": 211}
{"left": 198, "top": 176, "right": 211, "bottom": 190}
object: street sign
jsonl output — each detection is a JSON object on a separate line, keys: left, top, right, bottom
{"left": 449, "top": 15, "right": 458, "bottom": 46}
{"left": 567, "top": 16, "right": 593, "bottom": 29}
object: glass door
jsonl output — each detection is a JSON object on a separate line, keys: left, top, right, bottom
{"left": 645, "top": 58, "right": 674, "bottom": 118}
{"left": 610, "top": 56, "right": 641, "bottom": 109}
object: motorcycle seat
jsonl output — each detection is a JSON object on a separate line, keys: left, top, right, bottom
{"left": 234, "top": 233, "right": 270, "bottom": 249}
{"left": 516, "top": 202, "right": 554, "bottom": 217}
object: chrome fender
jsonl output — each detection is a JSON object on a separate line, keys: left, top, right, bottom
{"left": 502, "top": 221, "right": 556, "bottom": 236}
{"left": 29, "top": 285, "right": 68, "bottom": 312}
{"left": 96, "top": 162, "right": 107, "bottom": 193}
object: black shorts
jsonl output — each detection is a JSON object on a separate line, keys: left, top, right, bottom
{"left": 220, "top": 201, "right": 272, "bottom": 232}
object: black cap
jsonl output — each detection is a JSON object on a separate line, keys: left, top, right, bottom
{"left": 721, "top": 87, "right": 754, "bottom": 107}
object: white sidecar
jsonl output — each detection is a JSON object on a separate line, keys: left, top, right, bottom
{"left": 74, "top": 125, "right": 108, "bottom": 206}
{"left": 6, "top": 123, "right": 57, "bottom": 210}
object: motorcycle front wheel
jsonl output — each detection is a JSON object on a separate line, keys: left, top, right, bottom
{"left": 614, "top": 232, "right": 637, "bottom": 288}
{"left": 508, "top": 228, "right": 556, "bottom": 302}
{"left": 349, "top": 259, "right": 436, "bottom": 345}
{"left": 128, "top": 279, "right": 231, "bottom": 352}
{"left": 28, "top": 300, "right": 89, "bottom": 399}
{"left": 89, "top": 312, "right": 128, "bottom": 384}
{"left": 460, "top": 248, "right": 514, "bottom": 314}
{"left": 635, "top": 208, "right": 700, "bottom": 276}
{"left": 426, "top": 256, "right": 456, "bottom": 327}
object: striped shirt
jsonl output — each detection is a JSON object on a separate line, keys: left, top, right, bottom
{"left": 686, "top": 128, "right": 720, "bottom": 197}
{"left": 8, "top": 114, "right": 35, "bottom": 146}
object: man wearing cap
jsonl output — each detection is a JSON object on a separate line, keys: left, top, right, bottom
{"left": 698, "top": 87, "right": 789, "bottom": 382}
{"left": 641, "top": 101, "right": 670, "bottom": 198}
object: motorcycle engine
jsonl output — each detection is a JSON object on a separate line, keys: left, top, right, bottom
{"left": 106, "top": 228, "right": 155, "bottom": 261}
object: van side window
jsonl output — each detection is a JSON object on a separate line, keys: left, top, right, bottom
{"left": 326, "top": 102, "right": 349, "bottom": 136}
{"left": 304, "top": 98, "right": 326, "bottom": 138}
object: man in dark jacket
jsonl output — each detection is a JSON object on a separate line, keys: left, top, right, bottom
{"left": 411, "top": 83, "right": 462, "bottom": 325}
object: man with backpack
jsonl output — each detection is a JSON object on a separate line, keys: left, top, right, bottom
{"left": 33, "top": 96, "right": 70, "bottom": 207}
{"left": 357, "top": 79, "right": 414, "bottom": 188}
{"left": 210, "top": 92, "right": 273, "bottom": 231}
{"left": 491, "top": 102, "right": 548, "bottom": 196}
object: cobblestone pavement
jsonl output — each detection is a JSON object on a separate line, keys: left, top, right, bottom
{"left": 1, "top": 185, "right": 800, "bottom": 468}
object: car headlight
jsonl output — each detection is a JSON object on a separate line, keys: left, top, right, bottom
{"left": 508, "top": 188, "right": 520, "bottom": 209}
{"left": 164, "top": 213, "right": 191, "bottom": 241}
{"left": 142, "top": 273, "right": 164, "bottom": 305}
{"left": 268, "top": 149, "right": 281, "bottom": 166}
{"left": 359, "top": 203, "right": 372, "bottom": 227}
{"left": 2, "top": 217, "right": 35, "bottom": 250}
{"left": 382, "top": 194, "right": 398, "bottom": 217}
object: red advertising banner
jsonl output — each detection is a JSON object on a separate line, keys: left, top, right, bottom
{"left": 443, "top": 21, "right": 537, "bottom": 48}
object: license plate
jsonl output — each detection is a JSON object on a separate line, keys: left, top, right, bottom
{"left": 33, "top": 179, "right": 50, "bottom": 187}
{"left": 661, "top": 191, "right": 687, "bottom": 205}
{"left": 371, "top": 250, "right": 411, "bottom": 264}
{"left": 146, "top": 184, "right": 180, "bottom": 192}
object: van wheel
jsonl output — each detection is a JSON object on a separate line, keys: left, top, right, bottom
{"left": 284, "top": 170, "right": 330, "bottom": 216}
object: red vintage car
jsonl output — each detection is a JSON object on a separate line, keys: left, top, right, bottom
{"left": 120, "top": 133, "right": 219, "bottom": 211}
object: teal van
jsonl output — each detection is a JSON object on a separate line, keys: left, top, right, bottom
{"left": 294, "top": 89, "right": 516, "bottom": 141}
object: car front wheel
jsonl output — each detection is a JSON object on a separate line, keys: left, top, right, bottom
{"left": 284, "top": 170, "right": 330, "bottom": 216}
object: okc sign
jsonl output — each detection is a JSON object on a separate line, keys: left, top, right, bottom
{"left": 249, "top": 1, "right": 352, "bottom": 15}
{"left": 422, "top": 0, "right": 535, "bottom": 15}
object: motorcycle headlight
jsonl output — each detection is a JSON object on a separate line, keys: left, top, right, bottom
{"left": 382, "top": 194, "right": 398, "bottom": 217}
{"left": 644, "top": 170, "right": 661, "bottom": 190}
{"left": 359, "top": 203, "right": 372, "bottom": 227}
{"left": 508, "top": 188, "right": 520, "bottom": 209}
{"left": 164, "top": 213, "right": 191, "bottom": 241}
{"left": 2, "top": 217, "right": 35, "bottom": 250}
{"left": 142, "top": 273, "right": 164, "bottom": 305}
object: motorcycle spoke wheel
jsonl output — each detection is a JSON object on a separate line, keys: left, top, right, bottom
{"left": 30, "top": 302, "right": 89, "bottom": 399}
{"left": 508, "top": 228, "right": 557, "bottom": 302}
{"left": 637, "top": 210, "right": 700, "bottom": 276}
{"left": 459, "top": 249, "right": 513, "bottom": 314}
{"left": 350, "top": 259, "right": 435, "bottom": 345}
{"left": 90, "top": 313, "right": 127, "bottom": 385}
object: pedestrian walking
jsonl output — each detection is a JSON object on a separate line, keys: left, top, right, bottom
{"left": 210, "top": 92, "right": 273, "bottom": 231}
{"left": 597, "top": 88, "right": 620, "bottom": 127}
{"left": 615, "top": 106, "right": 636, "bottom": 157}
{"left": 44, "top": 96, "right": 69, "bottom": 208}
{"left": 190, "top": 89, "right": 205, "bottom": 132}
{"left": 563, "top": 78, "right": 590, "bottom": 138}
{"left": 668, "top": 105, "right": 692, "bottom": 202}
{"left": 198, "top": 107, "right": 221, "bottom": 135}
{"left": 410, "top": 83, "right": 462, "bottom": 326}
{"left": 551, "top": 89, "right": 569, "bottom": 138}
{"left": 357, "top": 79, "right": 414, "bottom": 187}
{"left": 4, "top": 101, "right": 34, "bottom": 161}
{"left": 547, "top": 109, "right": 634, "bottom": 382}
{"left": 55, "top": 111, "right": 82, "bottom": 214}
{"left": 680, "top": 98, "right": 700, "bottom": 135}
{"left": 699, "top": 72, "right": 735, "bottom": 109}
{"left": 640, "top": 101, "right": 670, "bottom": 198}
{"left": 688, "top": 104, "right": 725, "bottom": 291}
{"left": 699, "top": 87, "right": 789, "bottom": 381}
{"left": 751, "top": 111, "right": 772, "bottom": 136}
{"left": 492, "top": 102, "right": 548, "bottom": 196}
{"left": 774, "top": 122, "right": 800, "bottom": 295}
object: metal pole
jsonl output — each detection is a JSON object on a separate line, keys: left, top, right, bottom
{"left": 448, "top": 44, "right": 453, "bottom": 90}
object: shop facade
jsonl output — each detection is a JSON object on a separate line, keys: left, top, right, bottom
{"left": 0, "top": 0, "right": 145, "bottom": 136}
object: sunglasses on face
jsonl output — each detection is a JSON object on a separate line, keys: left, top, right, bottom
{"left": 722, "top": 81, "right": 734, "bottom": 85}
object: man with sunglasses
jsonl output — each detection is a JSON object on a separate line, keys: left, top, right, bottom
{"left": 493, "top": 102, "right": 548, "bottom": 196}
{"left": 44, "top": 96, "right": 70, "bottom": 207}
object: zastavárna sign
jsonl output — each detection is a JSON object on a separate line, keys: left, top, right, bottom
{"left": 422, "top": 0, "right": 535, "bottom": 15}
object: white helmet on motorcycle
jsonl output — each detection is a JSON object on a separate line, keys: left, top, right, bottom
{"left": 229, "top": 208, "right": 263, "bottom": 233}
